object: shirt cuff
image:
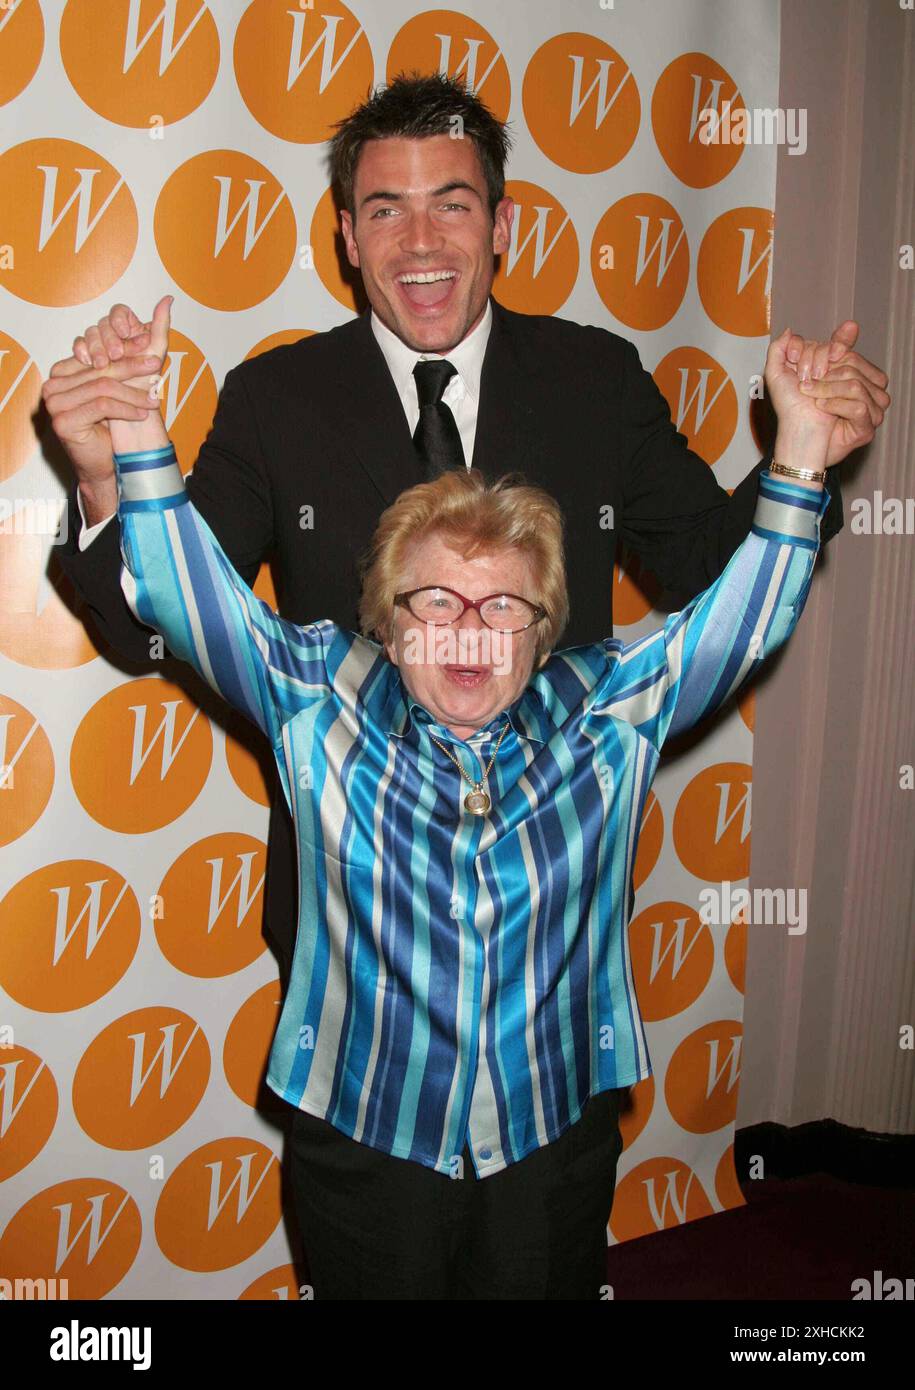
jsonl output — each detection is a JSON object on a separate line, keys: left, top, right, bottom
{"left": 76, "top": 488, "right": 117, "bottom": 550}
{"left": 114, "top": 444, "right": 188, "bottom": 512}
{"left": 752, "top": 469, "right": 831, "bottom": 550}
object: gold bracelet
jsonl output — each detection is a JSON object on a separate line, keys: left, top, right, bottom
{"left": 768, "top": 460, "right": 828, "bottom": 484}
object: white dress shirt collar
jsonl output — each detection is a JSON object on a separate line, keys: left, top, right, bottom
{"left": 369, "top": 298, "right": 492, "bottom": 403}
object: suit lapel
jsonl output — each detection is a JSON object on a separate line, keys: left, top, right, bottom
{"left": 471, "top": 298, "right": 542, "bottom": 479}
{"left": 327, "top": 307, "right": 426, "bottom": 506}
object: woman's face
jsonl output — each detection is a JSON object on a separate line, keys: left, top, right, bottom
{"left": 385, "top": 533, "right": 544, "bottom": 739}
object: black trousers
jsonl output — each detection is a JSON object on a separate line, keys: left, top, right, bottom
{"left": 288, "top": 1088, "right": 624, "bottom": 1300}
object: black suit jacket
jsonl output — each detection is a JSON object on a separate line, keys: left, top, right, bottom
{"left": 57, "top": 296, "right": 842, "bottom": 982}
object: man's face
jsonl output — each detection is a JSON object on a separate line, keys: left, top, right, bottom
{"left": 340, "top": 133, "right": 513, "bottom": 353}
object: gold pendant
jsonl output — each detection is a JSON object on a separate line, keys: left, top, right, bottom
{"left": 464, "top": 787, "right": 490, "bottom": 816}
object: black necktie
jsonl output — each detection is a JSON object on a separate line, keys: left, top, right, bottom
{"left": 412, "top": 358, "right": 465, "bottom": 478}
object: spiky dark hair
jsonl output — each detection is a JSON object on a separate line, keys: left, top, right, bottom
{"left": 328, "top": 70, "right": 512, "bottom": 221}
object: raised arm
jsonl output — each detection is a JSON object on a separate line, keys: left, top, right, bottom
{"left": 611, "top": 337, "right": 810, "bottom": 601}
{"left": 596, "top": 469, "right": 831, "bottom": 748}
{"left": 114, "top": 442, "right": 330, "bottom": 755}
{"left": 104, "top": 302, "right": 329, "bottom": 777}
{"left": 47, "top": 304, "right": 273, "bottom": 662}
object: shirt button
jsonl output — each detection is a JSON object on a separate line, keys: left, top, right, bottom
{"left": 479, "top": 1146, "right": 493, "bottom": 1161}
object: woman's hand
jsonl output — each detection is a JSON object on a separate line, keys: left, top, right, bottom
{"left": 108, "top": 295, "right": 173, "bottom": 457}
{"left": 765, "top": 321, "right": 890, "bottom": 471}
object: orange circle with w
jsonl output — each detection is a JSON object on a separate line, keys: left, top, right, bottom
{"left": 0, "top": 0, "right": 44, "bottom": 106}
{"left": 387, "top": 11, "right": 510, "bottom": 122}
{"left": 0, "top": 861, "right": 140, "bottom": 1011}
{"left": 154, "top": 150, "right": 297, "bottom": 310}
{"left": 492, "top": 179, "right": 578, "bottom": 316}
{"left": 698, "top": 207, "right": 773, "bottom": 337}
{"left": 0, "top": 1178, "right": 141, "bottom": 1298}
{"left": 0, "top": 1045, "right": 58, "bottom": 1182}
{"left": 59, "top": 0, "right": 219, "bottom": 127}
{"left": 591, "top": 193, "right": 689, "bottom": 330}
{"left": 0, "top": 695, "right": 54, "bottom": 846}
{"left": 156, "top": 1136, "right": 281, "bottom": 1271}
{"left": 155, "top": 832, "right": 268, "bottom": 978}
{"left": 0, "top": 329, "right": 43, "bottom": 483}
{"left": 224, "top": 979, "right": 285, "bottom": 1107}
{"left": 652, "top": 346, "right": 738, "bottom": 465}
{"left": 235, "top": 0, "right": 373, "bottom": 143}
{"left": 611, "top": 1157, "right": 713, "bottom": 1242}
{"left": 628, "top": 900, "right": 713, "bottom": 1020}
{"left": 673, "top": 761, "right": 752, "bottom": 881}
{"left": 665, "top": 1020, "right": 743, "bottom": 1132}
{"left": 0, "top": 139, "right": 137, "bottom": 306}
{"left": 524, "top": 33, "right": 639, "bottom": 173}
{"left": 70, "top": 676, "right": 212, "bottom": 833}
{"left": 652, "top": 52, "right": 745, "bottom": 188}
{"left": 73, "top": 1006, "right": 211, "bottom": 1150}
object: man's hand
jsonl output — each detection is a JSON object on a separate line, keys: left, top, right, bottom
{"left": 42, "top": 296, "right": 171, "bottom": 525}
{"left": 765, "top": 320, "right": 891, "bottom": 468}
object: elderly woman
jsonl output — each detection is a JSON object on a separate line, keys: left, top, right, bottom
{"left": 104, "top": 306, "right": 830, "bottom": 1300}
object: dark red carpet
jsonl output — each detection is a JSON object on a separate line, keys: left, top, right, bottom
{"left": 605, "top": 1174, "right": 915, "bottom": 1299}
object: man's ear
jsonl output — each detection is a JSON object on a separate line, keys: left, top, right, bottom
{"left": 492, "top": 196, "right": 514, "bottom": 258}
{"left": 340, "top": 208, "right": 360, "bottom": 269}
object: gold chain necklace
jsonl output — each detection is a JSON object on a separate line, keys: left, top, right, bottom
{"left": 429, "top": 721, "right": 511, "bottom": 816}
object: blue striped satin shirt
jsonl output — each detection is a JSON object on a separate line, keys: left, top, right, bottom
{"left": 114, "top": 443, "right": 829, "bottom": 1178}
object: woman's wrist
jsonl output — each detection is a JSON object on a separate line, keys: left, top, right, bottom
{"left": 770, "top": 423, "right": 829, "bottom": 491}
{"left": 110, "top": 404, "right": 170, "bottom": 459}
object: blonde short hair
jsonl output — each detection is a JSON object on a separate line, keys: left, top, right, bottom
{"left": 359, "top": 469, "right": 569, "bottom": 661}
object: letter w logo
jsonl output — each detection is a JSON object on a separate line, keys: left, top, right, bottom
{"left": 52, "top": 1190, "right": 131, "bottom": 1272}
{"left": 673, "top": 366, "right": 731, "bottom": 433}
{"left": 434, "top": 34, "right": 502, "bottom": 95}
{"left": 286, "top": 10, "right": 364, "bottom": 94}
{"left": 204, "top": 853, "right": 265, "bottom": 934}
{"left": 647, "top": 915, "right": 705, "bottom": 984}
{"left": 49, "top": 878, "right": 129, "bottom": 967}
{"left": 121, "top": 0, "right": 208, "bottom": 77}
{"left": 127, "top": 700, "right": 200, "bottom": 785}
{"left": 35, "top": 166, "right": 124, "bottom": 255}
{"left": 0, "top": 1057, "right": 46, "bottom": 1139}
{"left": 126, "top": 1022, "right": 201, "bottom": 1106}
{"left": 204, "top": 1151, "right": 277, "bottom": 1229}
{"left": 567, "top": 54, "right": 630, "bottom": 129}
{"left": 504, "top": 202, "right": 570, "bottom": 278}
{"left": 211, "top": 177, "right": 286, "bottom": 261}
{"left": 632, "top": 215, "right": 686, "bottom": 288}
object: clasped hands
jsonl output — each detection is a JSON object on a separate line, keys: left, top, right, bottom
{"left": 42, "top": 297, "right": 891, "bottom": 480}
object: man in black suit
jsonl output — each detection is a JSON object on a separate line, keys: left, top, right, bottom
{"left": 43, "top": 73, "right": 889, "bottom": 1297}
